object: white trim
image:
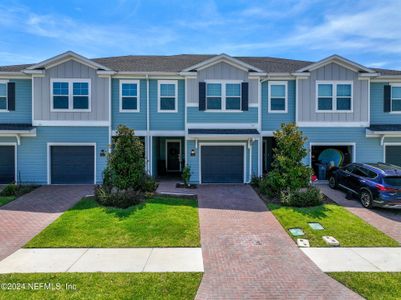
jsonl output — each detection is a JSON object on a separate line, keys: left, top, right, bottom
{"left": 309, "top": 142, "right": 356, "bottom": 167}
{"left": 0, "top": 80, "right": 9, "bottom": 112}
{"left": 297, "top": 121, "right": 369, "bottom": 127}
{"left": 157, "top": 80, "right": 178, "bottom": 113}
{"left": 268, "top": 81, "right": 288, "bottom": 113}
{"left": 26, "top": 51, "right": 112, "bottom": 71}
{"left": 0, "top": 142, "right": 17, "bottom": 183}
{"left": 119, "top": 79, "right": 140, "bottom": 112}
{"left": 187, "top": 123, "right": 258, "bottom": 129}
{"left": 151, "top": 130, "right": 185, "bottom": 136}
{"left": 383, "top": 142, "right": 401, "bottom": 163}
{"left": 47, "top": 143, "right": 97, "bottom": 185}
{"left": 108, "top": 76, "right": 112, "bottom": 151}
{"left": 257, "top": 79, "right": 262, "bottom": 131}
{"left": 182, "top": 54, "right": 264, "bottom": 73}
{"left": 258, "top": 136, "right": 262, "bottom": 176}
{"left": 33, "top": 120, "right": 109, "bottom": 127}
{"left": 205, "top": 80, "right": 243, "bottom": 112}
{"left": 166, "top": 139, "right": 182, "bottom": 172}
{"left": 146, "top": 75, "right": 150, "bottom": 132}
{"left": 198, "top": 142, "right": 248, "bottom": 184}
{"left": 296, "top": 55, "right": 374, "bottom": 74}
{"left": 50, "top": 78, "right": 91, "bottom": 112}
{"left": 389, "top": 83, "right": 401, "bottom": 113}
{"left": 315, "top": 80, "right": 353, "bottom": 113}
{"left": 261, "top": 131, "right": 275, "bottom": 136}
{"left": 295, "top": 77, "right": 299, "bottom": 123}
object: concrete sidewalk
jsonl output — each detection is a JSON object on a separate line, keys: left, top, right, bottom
{"left": 302, "top": 247, "right": 401, "bottom": 272}
{"left": 0, "top": 248, "right": 203, "bottom": 273}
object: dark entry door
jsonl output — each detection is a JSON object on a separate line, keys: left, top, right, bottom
{"left": 386, "top": 146, "right": 401, "bottom": 166}
{"left": 201, "top": 146, "right": 244, "bottom": 183}
{"left": 166, "top": 141, "right": 181, "bottom": 171}
{"left": 51, "top": 146, "right": 95, "bottom": 184}
{"left": 0, "top": 146, "right": 15, "bottom": 184}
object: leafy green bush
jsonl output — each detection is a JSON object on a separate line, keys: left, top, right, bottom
{"left": 250, "top": 175, "right": 262, "bottom": 188}
{"left": 95, "top": 185, "right": 143, "bottom": 208}
{"left": 0, "top": 184, "right": 38, "bottom": 197}
{"left": 260, "top": 123, "right": 312, "bottom": 197}
{"left": 0, "top": 184, "right": 17, "bottom": 196}
{"left": 280, "top": 186, "right": 323, "bottom": 207}
{"left": 141, "top": 175, "right": 158, "bottom": 193}
{"left": 182, "top": 165, "right": 191, "bottom": 186}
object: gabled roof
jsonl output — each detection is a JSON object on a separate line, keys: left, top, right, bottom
{"left": 25, "top": 51, "right": 112, "bottom": 71}
{"left": 182, "top": 53, "right": 265, "bottom": 73}
{"left": 296, "top": 54, "right": 376, "bottom": 74}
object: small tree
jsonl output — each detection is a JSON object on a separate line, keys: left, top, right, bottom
{"left": 103, "top": 125, "right": 145, "bottom": 191}
{"left": 260, "top": 123, "right": 312, "bottom": 197}
{"left": 182, "top": 165, "right": 191, "bottom": 186}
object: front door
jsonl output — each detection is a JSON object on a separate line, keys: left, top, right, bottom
{"left": 166, "top": 141, "right": 181, "bottom": 172}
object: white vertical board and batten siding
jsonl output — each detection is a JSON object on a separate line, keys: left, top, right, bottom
{"left": 33, "top": 60, "right": 109, "bottom": 121}
{"left": 297, "top": 63, "right": 368, "bottom": 123}
{"left": 186, "top": 62, "right": 258, "bottom": 105}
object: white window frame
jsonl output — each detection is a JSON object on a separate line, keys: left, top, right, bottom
{"left": 50, "top": 78, "right": 91, "bottom": 112}
{"left": 315, "top": 81, "right": 353, "bottom": 113}
{"left": 205, "top": 80, "right": 243, "bottom": 112}
{"left": 390, "top": 83, "right": 401, "bottom": 114}
{"left": 158, "top": 80, "right": 178, "bottom": 113}
{"left": 119, "top": 79, "right": 140, "bottom": 112}
{"left": 0, "top": 80, "right": 9, "bottom": 112}
{"left": 268, "top": 81, "right": 288, "bottom": 113}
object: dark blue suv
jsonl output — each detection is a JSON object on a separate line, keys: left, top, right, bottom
{"left": 329, "top": 163, "right": 401, "bottom": 209}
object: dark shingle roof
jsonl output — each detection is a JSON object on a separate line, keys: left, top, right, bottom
{"left": 0, "top": 123, "right": 34, "bottom": 131}
{"left": 188, "top": 129, "right": 259, "bottom": 135}
{"left": 0, "top": 54, "right": 400, "bottom": 75}
{"left": 369, "top": 124, "right": 401, "bottom": 132}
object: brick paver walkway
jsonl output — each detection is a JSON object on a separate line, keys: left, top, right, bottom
{"left": 319, "top": 184, "right": 401, "bottom": 244}
{"left": 195, "top": 185, "right": 360, "bottom": 299}
{"left": 0, "top": 185, "right": 93, "bottom": 261}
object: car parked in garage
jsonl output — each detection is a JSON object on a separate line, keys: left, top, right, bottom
{"left": 329, "top": 162, "right": 401, "bottom": 209}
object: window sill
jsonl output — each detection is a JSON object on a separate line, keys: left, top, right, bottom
{"left": 268, "top": 110, "right": 288, "bottom": 114}
{"left": 316, "top": 110, "right": 353, "bottom": 113}
{"left": 204, "top": 110, "right": 243, "bottom": 113}
{"left": 157, "top": 110, "right": 178, "bottom": 113}
{"left": 51, "top": 109, "right": 91, "bottom": 113}
{"left": 119, "top": 110, "right": 140, "bottom": 113}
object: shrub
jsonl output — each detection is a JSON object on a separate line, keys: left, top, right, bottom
{"left": 182, "top": 165, "right": 191, "bottom": 186}
{"left": 280, "top": 186, "right": 323, "bottom": 207}
{"left": 260, "top": 123, "right": 312, "bottom": 197}
{"left": 141, "top": 175, "right": 158, "bottom": 193}
{"left": 95, "top": 185, "right": 143, "bottom": 208}
{"left": 0, "top": 184, "right": 17, "bottom": 196}
{"left": 250, "top": 175, "right": 262, "bottom": 188}
{"left": 0, "top": 184, "right": 38, "bottom": 197}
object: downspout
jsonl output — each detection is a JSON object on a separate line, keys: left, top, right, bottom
{"left": 146, "top": 74, "right": 151, "bottom": 174}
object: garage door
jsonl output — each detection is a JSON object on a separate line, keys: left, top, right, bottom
{"left": 201, "top": 146, "right": 244, "bottom": 183}
{"left": 385, "top": 145, "right": 401, "bottom": 167}
{"left": 51, "top": 146, "right": 95, "bottom": 184}
{"left": 0, "top": 146, "right": 15, "bottom": 184}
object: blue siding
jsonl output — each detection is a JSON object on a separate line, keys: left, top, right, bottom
{"left": 262, "top": 80, "right": 295, "bottom": 131}
{"left": 150, "top": 80, "right": 185, "bottom": 130}
{"left": 0, "top": 79, "right": 32, "bottom": 123}
{"left": 370, "top": 82, "right": 401, "bottom": 124}
{"left": 15, "top": 127, "right": 108, "bottom": 184}
{"left": 301, "top": 127, "right": 384, "bottom": 165}
{"left": 112, "top": 79, "right": 147, "bottom": 131}
{"left": 187, "top": 107, "right": 258, "bottom": 123}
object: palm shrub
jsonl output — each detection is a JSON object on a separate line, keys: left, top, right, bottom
{"left": 260, "top": 123, "right": 312, "bottom": 198}
{"left": 96, "top": 125, "right": 157, "bottom": 208}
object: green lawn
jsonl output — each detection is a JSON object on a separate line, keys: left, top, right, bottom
{"left": 0, "top": 196, "right": 15, "bottom": 207}
{"left": 329, "top": 272, "right": 401, "bottom": 300}
{"left": 268, "top": 203, "right": 399, "bottom": 247}
{"left": 0, "top": 273, "right": 202, "bottom": 300}
{"left": 26, "top": 196, "right": 200, "bottom": 248}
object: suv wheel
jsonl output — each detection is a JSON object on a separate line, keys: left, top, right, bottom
{"left": 328, "top": 176, "right": 337, "bottom": 189}
{"left": 360, "top": 189, "right": 373, "bottom": 208}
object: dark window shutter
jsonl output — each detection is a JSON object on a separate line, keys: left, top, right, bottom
{"left": 199, "top": 82, "right": 206, "bottom": 111}
{"left": 384, "top": 85, "right": 391, "bottom": 112}
{"left": 241, "top": 82, "right": 249, "bottom": 111}
{"left": 7, "top": 82, "right": 15, "bottom": 111}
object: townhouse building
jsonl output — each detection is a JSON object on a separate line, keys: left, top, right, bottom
{"left": 0, "top": 51, "right": 400, "bottom": 185}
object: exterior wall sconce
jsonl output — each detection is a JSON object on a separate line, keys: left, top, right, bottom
{"left": 191, "top": 149, "right": 196, "bottom": 156}
{"left": 100, "top": 149, "right": 106, "bottom": 157}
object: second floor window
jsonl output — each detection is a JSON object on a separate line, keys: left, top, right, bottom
{"left": 0, "top": 82, "right": 7, "bottom": 110}
{"left": 391, "top": 85, "right": 401, "bottom": 112}
{"left": 206, "top": 82, "right": 242, "bottom": 111}
{"left": 317, "top": 82, "right": 352, "bottom": 112}
{"left": 268, "top": 82, "right": 287, "bottom": 113}
{"left": 52, "top": 79, "right": 90, "bottom": 111}
{"left": 120, "top": 80, "right": 139, "bottom": 112}
{"left": 158, "top": 80, "right": 177, "bottom": 112}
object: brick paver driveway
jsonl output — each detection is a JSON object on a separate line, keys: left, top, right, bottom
{"left": 319, "top": 184, "right": 401, "bottom": 244}
{"left": 0, "top": 185, "right": 93, "bottom": 261}
{"left": 195, "top": 185, "right": 360, "bottom": 299}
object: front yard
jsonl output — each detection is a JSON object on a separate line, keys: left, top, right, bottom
{"left": 0, "top": 273, "right": 202, "bottom": 300}
{"left": 26, "top": 196, "right": 200, "bottom": 248}
{"left": 0, "top": 196, "right": 15, "bottom": 207}
{"left": 268, "top": 203, "right": 399, "bottom": 247}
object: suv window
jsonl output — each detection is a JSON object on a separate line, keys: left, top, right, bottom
{"left": 356, "top": 167, "right": 377, "bottom": 179}
{"left": 351, "top": 167, "right": 366, "bottom": 177}
{"left": 343, "top": 165, "right": 355, "bottom": 173}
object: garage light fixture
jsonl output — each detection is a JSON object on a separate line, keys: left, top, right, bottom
{"left": 191, "top": 149, "right": 196, "bottom": 156}
{"left": 100, "top": 149, "right": 106, "bottom": 157}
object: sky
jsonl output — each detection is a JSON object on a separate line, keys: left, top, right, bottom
{"left": 0, "top": 0, "right": 400, "bottom": 69}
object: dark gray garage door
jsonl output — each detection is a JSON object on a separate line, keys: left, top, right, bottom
{"left": 386, "top": 146, "right": 401, "bottom": 167}
{"left": 201, "top": 146, "right": 244, "bottom": 183}
{"left": 0, "top": 146, "right": 15, "bottom": 184}
{"left": 51, "top": 146, "right": 95, "bottom": 184}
